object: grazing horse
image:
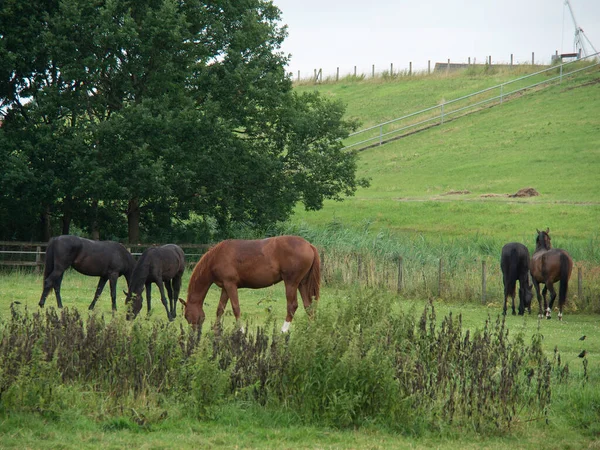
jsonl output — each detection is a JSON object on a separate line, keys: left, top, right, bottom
{"left": 500, "top": 242, "right": 533, "bottom": 316}
{"left": 180, "top": 236, "right": 320, "bottom": 332}
{"left": 530, "top": 228, "right": 573, "bottom": 320}
{"left": 38, "top": 235, "right": 135, "bottom": 311}
{"left": 124, "top": 244, "right": 185, "bottom": 321}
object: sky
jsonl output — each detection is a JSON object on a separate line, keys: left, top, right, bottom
{"left": 272, "top": 0, "right": 600, "bottom": 79}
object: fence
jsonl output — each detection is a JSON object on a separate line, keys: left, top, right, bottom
{"left": 342, "top": 52, "right": 600, "bottom": 151}
{"left": 0, "top": 241, "right": 211, "bottom": 273}
{"left": 1, "top": 241, "right": 597, "bottom": 311}
{"left": 296, "top": 52, "right": 544, "bottom": 83}
{"left": 319, "top": 248, "right": 597, "bottom": 312}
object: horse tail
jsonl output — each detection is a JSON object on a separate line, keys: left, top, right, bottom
{"left": 43, "top": 238, "right": 56, "bottom": 280}
{"left": 507, "top": 247, "right": 518, "bottom": 297}
{"left": 303, "top": 245, "right": 321, "bottom": 302}
{"left": 559, "top": 252, "right": 570, "bottom": 308}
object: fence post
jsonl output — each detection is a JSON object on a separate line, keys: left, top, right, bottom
{"left": 428, "top": 60, "right": 431, "bottom": 74}
{"left": 390, "top": 62, "right": 393, "bottom": 76}
{"left": 354, "top": 65, "right": 356, "bottom": 77}
{"left": 438, "top": 259, "right": 443, "bottom": 297}
{"left": 578, "top": 267, "right": 583, "bottom": 300}
{"left": 510, "top": 54, "right": 513, "bottom": 66}
{"left": 532, "top": 52, "right": 535, "bottom": 65}
{"left": 481, "top": 260, "right": 487, "bottom": 304}
{"left": 440, "top": 102, "right": 444, "bottom": 125}
{"left": 297, "top": 70, "right": 300, "bottom": 82}
{"left": 35, "top": 246, "right": 42, "bottom": 274}
{"left": 357, "top": 254, "right": 362, "bottom": 283}
{"left": 397, "top": 257, "right": 403, "bottom": 294}
{"left": 372, "top": 64, "right": 375, "bottom": 78}
{"left": 409, "top": 61, "right": 412, "bottom": 75}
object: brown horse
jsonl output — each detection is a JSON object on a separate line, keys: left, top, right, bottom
{"left": 180, "top": 236, "right": 320, "bottom": 332}
{"left": 530, "top": 228, "right": 573, "bottom": 320}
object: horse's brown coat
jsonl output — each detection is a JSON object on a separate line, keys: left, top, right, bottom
{"left": 530, "top": 228, "right": 573, "bottom": 320}
{"left": 182, "top": 236, "right": 320, "bottom": 329}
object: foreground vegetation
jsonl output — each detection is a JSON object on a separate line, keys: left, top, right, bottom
{"left": 1, "top": 270, "right": 599, "bottom": 448}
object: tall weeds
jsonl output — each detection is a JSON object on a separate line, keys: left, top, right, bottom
{"left": 0, "top": 293, "right": 562, "bottom": 434}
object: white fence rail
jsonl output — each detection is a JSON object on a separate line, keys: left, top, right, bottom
{"left": 343, "top": 52, "right": 600, "bottom": 151}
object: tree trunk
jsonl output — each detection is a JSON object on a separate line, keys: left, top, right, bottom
{"left": 40, "top": 206, "right": 52, "bottom": 241}
{"left": 90, "top": 199, "right": 100, "bottom": 240}
{"left": 127, "top": 197, "right": 140, "bottom": 244}
{"left": 61, "top": 196, "right": 72, "bottom": 235}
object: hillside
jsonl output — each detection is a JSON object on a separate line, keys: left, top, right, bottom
{"left": 291, "top": 67, "right": 600, "bottom": 260}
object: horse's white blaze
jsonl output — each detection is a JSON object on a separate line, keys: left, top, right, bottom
{"left": 281, "top": 320, "right": 291, "bottom": 333}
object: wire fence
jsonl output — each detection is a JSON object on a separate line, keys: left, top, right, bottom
{"left": 342, "top": 52, "right": 600, "bottom": 151}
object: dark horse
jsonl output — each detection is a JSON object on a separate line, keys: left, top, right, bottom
{"left": 530, "top": 228, "right": 573, "bottom": 320}
{"left": 500, "top": 242, "right": 533, "bottom": 316}
{"left": 39, "top": 235, "right": 135, "bottom": 311}
{"left": 180, "top": 236, "right": 320, "bottom": 332}
{"left": 124, "top": 244, "right": 185, "bottom": 321}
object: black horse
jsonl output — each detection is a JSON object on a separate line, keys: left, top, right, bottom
{"left": 39, "top": 235, "right": 136, "bottom": 311}
{"left": 500, "top": 242, "right": 533, "bottom": 316}
{"left": 124, "top": 244, "right": 185, "bottom": 321}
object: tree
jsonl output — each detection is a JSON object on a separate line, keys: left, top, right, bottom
{"left": 0, "top": 0, "right": 368, "bottom": 243}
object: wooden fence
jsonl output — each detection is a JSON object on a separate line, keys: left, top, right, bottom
{"left": 0, "top": 241, "right": 594, "bottom": 309}
{"left": 0, "top": 241, "right": 211, "bottom": 273}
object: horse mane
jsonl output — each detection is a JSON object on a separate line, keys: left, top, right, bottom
{"left": 188, "top": 241, "right": 227, "bottom": 288}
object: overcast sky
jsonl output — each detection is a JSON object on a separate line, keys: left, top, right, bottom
{"left": 272, "top": 0, "right": 600, "bottom": 78}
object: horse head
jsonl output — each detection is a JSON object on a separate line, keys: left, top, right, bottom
{"left": 535, "top": 228, "right": 552, "bottom": 251}
{"left": 179, "top": 298, "right": 205, "bottom": 327}
{"left": 124, "top": 288, "right": 144, "bottom": 320}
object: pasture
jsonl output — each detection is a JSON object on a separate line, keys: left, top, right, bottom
{"left": 1, "top": 267, "right": 599, "bottom": 448}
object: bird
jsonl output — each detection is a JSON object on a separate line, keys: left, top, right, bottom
{"left": 578, "top": 350, "right": 587, "bottom": 358}
{"left": 579, "top": 335, "right": 587, "bottom": 341}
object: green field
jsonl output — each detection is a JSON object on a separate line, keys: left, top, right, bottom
{"left": 1, "top": 269, "right": 600, "bottom": 448}
{"left": 293, "top": 67, "right": 600, "bottom": 253}
{"left": 2, "top": 67, "right": 600, "bottom": 448}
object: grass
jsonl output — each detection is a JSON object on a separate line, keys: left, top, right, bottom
{"left": 1, "top": 270, "right": 600, "bottom": 448}
{"left": 292, "top": 67, "right": 600, "bottom": 259}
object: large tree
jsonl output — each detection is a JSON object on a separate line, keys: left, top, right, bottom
{"left": 0, "top": 0, "right": 367, "bottom": 243}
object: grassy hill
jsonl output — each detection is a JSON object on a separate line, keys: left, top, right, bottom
{"left": 291, "top": 66, "right": 600, "bottom": 262}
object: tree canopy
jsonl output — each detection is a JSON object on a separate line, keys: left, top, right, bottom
{"left": 0, "top": 0, "right": 368, "bottom": 243}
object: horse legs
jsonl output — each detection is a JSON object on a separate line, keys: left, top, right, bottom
{"left": 155, "top": 280, "right": 173, "bottom": 321}
{"left": 545, "top": 283, "right": 557, "bottom": 320}
{"left": 145, "top": 282, "right": 152, "bottom": 312}
{"left": 39, "top": 270, "right": 65, "bottom": 308}
{"left": 165, "top": 281, "right": 175, "bottom": 319}
{"left": 214, "top": 288, "right": 230, "bottom": 331}
{"left": 88, "top": 276, "right": 109, "bottom": 310}
{"left": 299, "top": 283, "right": 315, "bottom": 318}
{"left": 108, "top": 273, "right": 120, "bottom": 311}
{"left": 171, "top": 275, "right": 182, "bottom": 319}
{"left": 541, "top": 285, "right": 551, "bottom": 319}
{"left": 532, "top": 278, "right": 544, "bottom": 319}
{"left": 282, "top": 283, "right": 299, "bottom": 333}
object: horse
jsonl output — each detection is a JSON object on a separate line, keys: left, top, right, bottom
{"left": 500, "top": 242, "right": 533, "bottom": 316}
{"left": 124, "top": 244, "right": 185, "bottom": 321}
{"left": 530, "top": 228, "right": 573, "bottom": 320}
{"left": 180, "top": 235, "right": 320, "bottom": 332}
{"left": 38, "top": 235, "right": 136, "bottom": 311}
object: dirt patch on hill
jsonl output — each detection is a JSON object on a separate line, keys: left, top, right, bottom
{"left": 509, "top": 187, "right": 540, "bottom": 198}
{"left": 480, "top": 193, "right": 508, "bottom": 198}
{"left": 479, "top": 187, "right": 540, "bottom": 198}
{"left": 442, "top": 190, "right": 470, "bottom": 195}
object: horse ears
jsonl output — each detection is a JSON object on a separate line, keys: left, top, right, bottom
{"left": 123, "top": 290, "right": 128, "bottom": 296}
{"left": 536, "top": 228, "right": 540, "bottom": 234}
{"left": 546, "top": 227, "right": 550, "bottom": 233}
{"left": 178, "top": 298, "right": 187, "bottom": 307}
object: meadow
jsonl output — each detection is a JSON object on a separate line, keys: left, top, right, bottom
{"left": 2, "top": 66, "right": 600, "bottom": 448}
